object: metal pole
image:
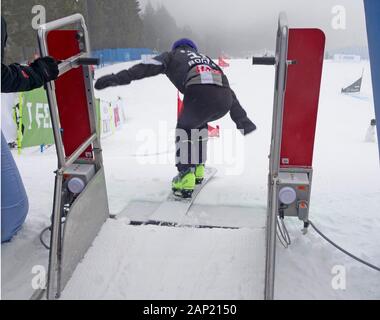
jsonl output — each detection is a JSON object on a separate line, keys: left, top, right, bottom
{"left": 270, "top": 16, "right": 289, "bottom": 177}
{"left": 78, "top": 18, "right": 105, "bottom": 168}
{"left": 264, "top": 12, "right": 289, "bottom": 300}
{"left": 47, "top": 172, "right": 64, "bottom": 300}
{"left": 63, "top": 134, "right": 97, "bottom": 170}
{"left": 37, "top": 29, "right": 66, "bottom": 167}
{"left": 265, "top": 177, "right": 279, "bottom": 300}
{"left": 38, "top": 14, "right": 84, "bottom": 33}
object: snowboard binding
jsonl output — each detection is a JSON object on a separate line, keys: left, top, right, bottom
{"left": 172, "top": 188, "right": 194, "bottom": 199}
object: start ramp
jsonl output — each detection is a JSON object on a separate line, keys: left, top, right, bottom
{"left": 120, "top": 200, "right": 266, "bottom": 230}
{"left": 60, "top": 218, "right": 266, "bottom": 300}
{"left": 65, "top": 169, "right": 269, "bottom": 299}
{"left": 116, "top": 167, "right": 266, "bottom": 230}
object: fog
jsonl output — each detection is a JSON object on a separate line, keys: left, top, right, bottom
{"left": 139, "top": 0, "right": 368, "bottom": 55}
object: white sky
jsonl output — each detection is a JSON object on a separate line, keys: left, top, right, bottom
{"left": 138, "top": 0, "right": 368, "bottom": 52}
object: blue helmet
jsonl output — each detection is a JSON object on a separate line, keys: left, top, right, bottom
{"left": 172, "top": 38, "right": 198, "bottom": 52}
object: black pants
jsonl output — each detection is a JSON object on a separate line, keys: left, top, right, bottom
{"left": 176, "top": 85, "right": 248, "bottom": 172}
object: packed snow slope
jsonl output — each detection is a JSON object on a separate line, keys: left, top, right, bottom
{"left": 1, "top": 59, "right": 379, "bottom": 300}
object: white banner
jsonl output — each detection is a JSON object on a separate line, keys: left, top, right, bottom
{"left": 1, "top": 93, "right": 18, "bottom": 143}
{"left": 99, "top": 97, "right": 127, "bottom": 138}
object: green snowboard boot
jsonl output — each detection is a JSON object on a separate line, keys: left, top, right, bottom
{"left": 172, "top": 168, "right": 196, "bottom": 198}
{"left": 195, "top": 164, "right": 205, "bottom": 185}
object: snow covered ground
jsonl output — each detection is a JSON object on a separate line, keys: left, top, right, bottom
{"left": 1, "top": 59, "right": 380, "bottom": 300}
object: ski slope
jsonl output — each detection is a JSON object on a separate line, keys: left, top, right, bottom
{"left": 1, "top": 59, "right": 380, "bottom": 300}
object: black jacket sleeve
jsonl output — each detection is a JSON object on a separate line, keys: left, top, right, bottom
{"left": 1, "top": 63, "right": 44, "bottom": 93}
{"left": 115, "top": 52, "right": 170, "bottom": 84}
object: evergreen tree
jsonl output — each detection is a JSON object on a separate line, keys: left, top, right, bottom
{"left": 1, "top": 0, "right": 144, "bottom": 62}
{"left": 2, "top": 0, "right": 86, "bottom": 62}
{"left": 141, "top": 2, "right": 157, "bottom": 50}
{"left": 142, "top": 2, "right": 192, "bottom": 52}
{"left": 82, "top": 0, "right": 144, "bottom": 50}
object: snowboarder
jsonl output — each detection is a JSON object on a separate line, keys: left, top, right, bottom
{"left": 1, "top": 16, "right": 59, "bottom": 242}
{"left": 95, "top": 38, "right": 256, "bottom": 198}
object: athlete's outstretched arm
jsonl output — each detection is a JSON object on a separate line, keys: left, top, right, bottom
{"left": 95, "top": 52, "right": 170, "bottom": 90}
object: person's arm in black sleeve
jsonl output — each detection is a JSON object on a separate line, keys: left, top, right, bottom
{"left": 95, "top": 52, "right": 170, "bottom": 90}
{"left": 229, "top": 89, "right": 257, "bottom": 136}
{"left": 1, "top": 57, "right": 59, "bottom": 93}
{"left": 2, "top": 63, "right": 43, "bottom": 93}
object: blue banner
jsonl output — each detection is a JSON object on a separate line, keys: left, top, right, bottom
{"left": 92, "top": 48, "right": 156, "bottom": 66}
{"left": 364, "top": 0, "right": 380, "bottom": 158}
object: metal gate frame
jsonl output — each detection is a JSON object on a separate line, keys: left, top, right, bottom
{"left": 257, "top": 13, "right": 324, "bottom": 300}
{"left": 252, "top": 12, "right": 290, "bottom": 300}
{"left": 265, "top": 12, "right": 289, "bottom": 300}
{"left": 37, "top": 14, "right": 109, "bottom": 300}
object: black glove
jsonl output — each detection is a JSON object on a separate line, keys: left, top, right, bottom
{"left": 95, "top": 70, "right": 131, "bottom": 90}
{"left": 95, "top": 74, "right": 119, "bottom": 90}
{"left": 236, "top": 117, "right": 257, "bottom": 136}
{"left": 30, "top": 56, "right": 59, "bottom": 82}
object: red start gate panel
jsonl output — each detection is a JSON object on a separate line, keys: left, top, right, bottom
{"left": 280, "top": 29, "right": 325, "bottom": 169}
{"left": 47, "top": 30, "right": 93, "bottom": 159}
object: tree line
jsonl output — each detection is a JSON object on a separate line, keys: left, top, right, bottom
{"left": 1, "top": 0, "right": 223, "bottom": 64}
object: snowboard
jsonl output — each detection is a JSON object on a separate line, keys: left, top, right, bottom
{"left": 130, "top": 167, "right": 218, "bottom": 227}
